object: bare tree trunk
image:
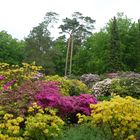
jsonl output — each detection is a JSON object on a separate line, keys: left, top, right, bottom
{"left": 65, "top": 36, "right": 71, "bottom": 77}
{"left": 69, "top": 35, "right": 73, "bottom": 76}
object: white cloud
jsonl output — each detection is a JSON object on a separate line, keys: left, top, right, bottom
{"left": 0, "top": 0, "right": 139, "bottom": 39}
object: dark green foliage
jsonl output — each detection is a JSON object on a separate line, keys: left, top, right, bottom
{"left": 25, "top": 128, "right": 46, "bottom": 140}
{"left": 0, "top": 31, "right": 25, "bottom": 65}
{"left": 77, "top": 30, "right": 109, "bottom": 74}
{"left": 110, "top": 77, "right": 140, "bottom": 98}
{"left": 136, "top": 129, "right": 140, "bottom": 139}
{"left": 80, "top": 13, "right": 140, "bottom": 75}
{"left": 24, "top": 12, "right": 59, "bottom": 74}
{"left": 97, "top": 96, "right": 112, "bottom": 101}
{"left": 59, "top": 12, "right": 95, "bottom": 40}
{"left": 52, "top": 36, "right": 67, "bottom": 76}
{"left": 107, "top": 16, "right": 122, "bottom": 72}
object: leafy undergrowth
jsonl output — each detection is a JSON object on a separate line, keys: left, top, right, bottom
{"left": 52, "top": 125, "right": 113, "bottom": 140}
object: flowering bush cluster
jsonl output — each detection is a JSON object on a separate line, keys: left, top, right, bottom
{"left": 0, "top": 75, "right": 17, "bottom": 93}
{"left": 36, "top": 81, "right": 61, "bottom": 108}
{"left": 0, "top": 113, "right": 24, "bottom": 140}
{"left": 80, "top": 73, "right": 101, "bottom": 88}
{"left": 60, "top": 94, "right": 97, "bottom": 123}
{"left": 91, "top": 73, "right": 140, "bottom": 99}
{"left": 46, "top": 75, "right": 70, "bottom": 96}
{"left": 92, "top": 78, "right": 112, "bottom": 97}
{"left": 0, "top": 80, "right": 97, "bottom": 123}
{"left": 0, "top": 103, "right": 64, "bottom": 140}
{"left": 0, "top": 80, "right": 47, "bottom": 116}
{"left": 1, "top": 63, "right": 139, "bottom": 139}
{"left": 35, "top": 82, "right": 97, "bottom": 123}
{"left": 110, "top": 77, "right": 140, "bottom": 99}
{"left": 24, "top": 103, "right": 64, "bottom": 140}
{"left": 77, "top": 96, "right": 140, "bottom": 140}
{"left": 61, "top": 94, "right": 97, "bottom": 116}
{"left": 0, "top": 62, "right": 43, "bottom": 91}
{"left": 68, "top": 79, "right": 92, "bottom": 96}
{"left": 46, "top": 75, "right": 91, "bottom": 96}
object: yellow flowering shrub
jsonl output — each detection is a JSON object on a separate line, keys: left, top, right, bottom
{"left": 24, "top": 103, "right": 64, "bottom": 139}
{"left": 0, "top": 103, "right": 64, "bottom": 140}
{"left": 27, "top": 102, "right": 44, "bottom": 114}
{"left": 77, "top": 96, "right": 140, "bottom": 140}
{"left": 0, "top": 134, "right": 23, "bottom": 140}
{"left": 0, "top": 113, "right": 24, "bottom": 140}
{"left": 45, "top": 75, "right": 70, "bottom": 96}
{"left": 45, "top": 75, "right": 91, "bottom": 96}
{"left": 0, "top": 62, "right": 43, "bottom": 89}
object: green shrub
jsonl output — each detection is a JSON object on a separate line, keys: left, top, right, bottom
{"left": 110, "top": 77, "right": 140, "bottom": 98}
{"left": 97, "top": 95, "right": 112, "bottom": 101}
{"left": 45, "top": 75, "right": 91, "bottom": 96}
{"left": 69, "top": 79, "right": 91, "bottom": 96}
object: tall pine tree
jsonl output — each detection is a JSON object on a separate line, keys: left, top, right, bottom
{"left": 107, "top": 16, "right": 122, "bottom": 72}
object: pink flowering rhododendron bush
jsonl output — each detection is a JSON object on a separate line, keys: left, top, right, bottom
{"left": 0, "top": 80, "right": 58, "bottom": 116}
{"left": 0, "top": 79, "right": 97, "bottom": 122}
{"left": 0, "top": 63, "right": 95, "bottom": 121}
{"left": 36, "top": 87, "right": 97, "bottom": 123}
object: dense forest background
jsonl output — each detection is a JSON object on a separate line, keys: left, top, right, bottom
{"left": 0, "top": 12, "right": 140, "bottom": 76}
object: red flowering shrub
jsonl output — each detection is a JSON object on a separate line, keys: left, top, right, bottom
{"left": 0, "top": 79, "right": 97, "bottom": 123}
{"left": 0, "top": 80, "right": 51, "bottom": 116}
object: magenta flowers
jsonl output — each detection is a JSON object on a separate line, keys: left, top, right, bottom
{"left": 3, "top": 80, "right": 17, "bottom": 90}
{"left": 35, "top": 81, "right": 97, "bottom": 122}
{"left": 0, "top": 75, "right": 5, "bottom": 81}
{"left": 35, "top": 81, "right": 61, "bottom": 108}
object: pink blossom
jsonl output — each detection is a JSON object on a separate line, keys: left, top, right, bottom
{"left": 0, "top": 75, "right": 5, "bottom": 81}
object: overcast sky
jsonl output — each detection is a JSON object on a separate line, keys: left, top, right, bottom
{"left": 0, "top": 0, "right": 140, "bottom": 40}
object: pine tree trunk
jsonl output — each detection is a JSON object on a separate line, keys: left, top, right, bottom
{"left": 69, "top": 35, "right": 73, "bottom": 76}
{"left": 65, "top": 36, "right": 71, "bottom": 77}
